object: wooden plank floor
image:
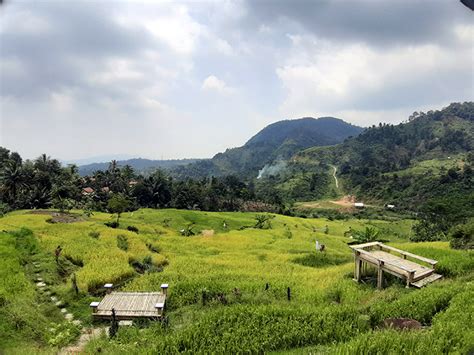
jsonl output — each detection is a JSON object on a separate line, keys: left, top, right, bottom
{"left": 95, "top": 292, "right": 166, "bottom": 318}
{"left": 369, "top": 250, "right": 433, "bottom": 281}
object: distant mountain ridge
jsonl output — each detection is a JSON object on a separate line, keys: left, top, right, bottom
{"left": 77, "top": 158, "right": 202, "bottom": 176}
{"left": 172, "top": 117, "right": 363, "bottom": 179}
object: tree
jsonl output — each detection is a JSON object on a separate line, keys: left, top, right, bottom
{"left": 107, "top": 193, "right": 131, "bottom": 225}
{"left": 449, "top": 220, "right": 474, "bottom": 250}
{"left": 0, "top": 159, "right": 26, "bottom": 205}
{"left": 254, "top": 214, "right": 275, "bottom": 229}
{"left": 352, "top": 227, "right": 380, "bottom": 243}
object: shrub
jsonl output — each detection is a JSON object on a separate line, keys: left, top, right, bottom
{"left": 105, "top": 221, "right": 119, "bottom": 228}
{"left": 117, "top": 235, "right": 129, "bottom": 251}
{"left": 146, "top": 243, "right": 161, "bottom": 253}
{"left": 352, "top": 226, "right": 380, "bottom": 243}
{"left": 0, "top": 202, "right": 10, "bottom": 217}
{"left": 254, "top": 214, "right": 275, "bottom": 229}
{"left": 127, "top": 225, "right": 139, "bottom": 233}
{"left": 180, "top": 223, "right": 195, "bottom": 236}
{"left": 88, "top": 231, "right": 100, "bottom": 239}
{"left": 449, "top": 220, "right": 474, "bottom": 250}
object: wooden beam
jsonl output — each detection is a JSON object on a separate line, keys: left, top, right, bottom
{"left": 378, "top": 244, "right": 437, "bottom": 266}
{"left": 349, "top": 241, "right": 380, "bottom": 250}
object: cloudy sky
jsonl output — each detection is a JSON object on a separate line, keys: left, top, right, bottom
{"left": 1, "top": 0, "right": 472, "bottom": 161}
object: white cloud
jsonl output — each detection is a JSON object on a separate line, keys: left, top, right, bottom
{"left": 143, "top": 5, "right": 204, "bottom": 55}
{"left": 215, "top": 38, "right": 234, "bottom": 55}
{"left": 0, "top": 8, "right": 51, "bottom": 35}
{"left": 276, "top": 36, "right": 473, "bottom": 125}
{"left": 201, "top": 75, "right": 235, "bottom": 95}
{"left": 50, "top": 91, "right": 74, "bottom": 113}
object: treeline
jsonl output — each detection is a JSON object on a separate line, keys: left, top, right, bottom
{"left": 0, "top": 148, "right": 284, "bottom": 215}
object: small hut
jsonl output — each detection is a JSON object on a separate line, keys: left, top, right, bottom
{"left": 90, "top": 283, "right": 169, "bottom": 320}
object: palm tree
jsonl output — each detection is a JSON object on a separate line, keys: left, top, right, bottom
{"left": 0, "top": 159, "right": 26, "bottom": 204}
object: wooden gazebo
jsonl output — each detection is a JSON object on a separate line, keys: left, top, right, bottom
{"left": 350, "top": 242, "right": 442, "bottom": 289}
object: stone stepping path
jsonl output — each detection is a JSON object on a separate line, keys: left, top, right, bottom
{"left": 32, "top": 262, "right": 75, "bottom": 323}
{"left": 30, "top": 259, "right": 102, "bottom": 353}
{"left": 59, "top": 327, "right": 105, "bottom": 355}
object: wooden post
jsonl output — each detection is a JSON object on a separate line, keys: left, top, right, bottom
{"left": 104, "top": 283, "right": 113, "bottom": 294}
{"left": 287, "top": 287, "right": 291, "bottom": 301}
{"left": 160, "top": 283, "right": 169, "bottom": 296}
{"left": 406, "top": 271, "right": 415, "bottom": 288}
{"left": 377, "top": 261, "right": 384, "bottom": 289}
{"left": 354, "top": 251, "right": 362, "bottom": 282}
{"left": 90, "top": 301, "right": 100, "bottom": 313}
{"left": 155, "top": 302, "right": 165, "bottom": 316}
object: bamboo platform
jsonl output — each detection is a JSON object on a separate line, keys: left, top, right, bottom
{"left": 90, "top": 284, "right": 168, "bottom": 320}
{"left": 349, "top": 242, "right": 442, "bottom": 289}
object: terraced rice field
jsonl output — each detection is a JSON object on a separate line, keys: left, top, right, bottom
{"left": 0, "top": 209, "right": 472, "bottom": 353}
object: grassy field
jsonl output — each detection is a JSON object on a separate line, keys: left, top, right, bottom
{"left": 0, "top": 208, "right": 472, "bottom": 353}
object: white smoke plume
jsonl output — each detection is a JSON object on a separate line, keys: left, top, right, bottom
{"left": 257, "top": 160, "right": 287, "bottom": 179}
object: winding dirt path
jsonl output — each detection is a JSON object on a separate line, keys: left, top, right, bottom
{"left": 331, "top": 165, "right": 339, "bottom": 189}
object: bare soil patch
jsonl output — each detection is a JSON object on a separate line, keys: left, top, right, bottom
{"left": 28, "top": 210, "right": 84, "bottom": 223}
{"left": 330, "top": 195, "right": 355, "bottom": 208}
{"left": 201, "top": 229, "right": 215, "bottom": 236}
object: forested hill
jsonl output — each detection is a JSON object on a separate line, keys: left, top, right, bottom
{"left": 295, "top": 102, "right": 473, "bottom": 179}
{"left": 283, "top": 102, "right": 473, "bottom": 218}
{"left": 172, "top": 117, "right": 363, "bottom": 179}
{"left": 78, "top": 158, "right": 201, "bottom": 176}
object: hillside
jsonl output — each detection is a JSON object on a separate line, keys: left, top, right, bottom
{"left": 172, "top": 117, "right": 362, "bottom": 179}
{"left": 273, "top": 102, "right": 474, "bottom": 223}
{"left": 77, "top": 158, "right": 201, "bottom": 176}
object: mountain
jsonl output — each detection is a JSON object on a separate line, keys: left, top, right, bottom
{"left": 172, "top": 117, "right": 363, "bottom": 179}
{"left": 77, "top": 158, "right": 202, "bottom": 176}
{"left": 62, "top": 154, "right": 136, "bottom": 166}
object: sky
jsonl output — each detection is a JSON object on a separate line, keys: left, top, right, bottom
{"left": 0, "top": 0, "right": 473, "bottom": 161}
